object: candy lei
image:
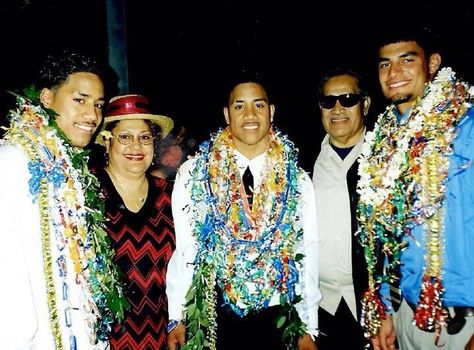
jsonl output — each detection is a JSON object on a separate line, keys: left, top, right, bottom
{"left": 357, "top": 68, "right": 473, "bottom": 338}
{"left": 2, "top": 91, "right": 128, "bottom": 348}
{"left": 183, "top": 127, "right": 307, "bottom": 349}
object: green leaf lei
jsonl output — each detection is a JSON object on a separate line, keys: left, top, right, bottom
{"left": 182, "top": 127, "right": 309, "bottom": 349}
{"left": 356, "top": 68, "right": 473, "bottom": 337}
{"left": 3, "top": 87, "right": 129, "bottom": 344}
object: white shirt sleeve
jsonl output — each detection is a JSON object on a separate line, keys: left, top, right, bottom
{"left": 0, "top": 146, "right": 49, "bottom": 348}
{"left": 166, "top": 158, "right": 199, "bottom": 321}
{"left": 0, "top": 145, "right": 110, "bottom": 349}
{"left": 294, "top": 171, "right": 321, "bottom": 337}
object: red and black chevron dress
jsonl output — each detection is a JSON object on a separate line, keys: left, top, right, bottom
{"left": 96, "top": 169, "right": 176, "bottom": 350}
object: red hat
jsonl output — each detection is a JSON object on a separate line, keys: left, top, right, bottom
{"left": 96, "top": 94, "right": 173, "bottom": 145}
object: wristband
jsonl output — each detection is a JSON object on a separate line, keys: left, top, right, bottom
{"left": 167, "top": 319, "right": 179, "bottom": 333}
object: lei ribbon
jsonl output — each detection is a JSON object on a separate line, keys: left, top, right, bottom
{"left": 357, "top": 68, "right": 473, "bottom": 340}
{"left": 2, "top": 89, "right": 129, "bottom": 348}
{"left": 182, "top": 127, "right": 308, "bottom": 349}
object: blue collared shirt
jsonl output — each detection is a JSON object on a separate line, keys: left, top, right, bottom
{"left": 383, "top": 105, "right": 474, "bottom": 308}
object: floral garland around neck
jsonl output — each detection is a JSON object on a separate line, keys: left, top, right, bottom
{"left": 356, "top": 68, "right": 474, "bottom": 339}
{"left": 2, "top": 87, "right": 129, "bottom": 348}
{"left": 182, "top": 127, "right": 308, "bottom": 350}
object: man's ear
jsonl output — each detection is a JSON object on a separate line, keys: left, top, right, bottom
{"left": 363, "top": 96, "right": 371, "bottom": 116}
{"left": 39, "top": 88, "right": 53, "bottom": 108}
{"left": 428, "top": 53, "right": 442, "bottom": 77}
{"left": 223, "top": 107, "right": 230, "bottom": 125}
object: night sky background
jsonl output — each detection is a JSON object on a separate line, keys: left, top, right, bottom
{"left": 1, "top": 0, "right": 473, "bottom": 171}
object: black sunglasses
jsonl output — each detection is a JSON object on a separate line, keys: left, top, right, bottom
{"left": 319, "top": 93, "right": 363, "bottom": 109}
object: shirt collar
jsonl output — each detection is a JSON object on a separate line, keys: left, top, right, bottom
{"left": 234, "top": 149, "right": 266, "bottom": 176}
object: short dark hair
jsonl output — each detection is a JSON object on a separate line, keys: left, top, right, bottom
{"left": 223, "top": 66, "right": 271, "bottom": 105}
{"left": 317, "top": 66, "right": 368, "bottom": 97}
{"left": 36, "top": 48, "right": 105, "bottom": 90}
{"left": 374, "top": 25, "right": 439, "bottom": 60}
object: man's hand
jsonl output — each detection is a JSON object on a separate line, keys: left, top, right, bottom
{"left": 167, "top": 323, "right": 186, "bottom": 350}
{"left": 371, "top": 315, "right": 397, "bottom": 350}
{"left": 298, "top": 333, "right": 318, "bottom": 350}
{"left": 466, "top": 333, "right": 474, "bottom": 350}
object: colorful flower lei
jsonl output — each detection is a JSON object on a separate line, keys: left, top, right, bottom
{"left": 357, "top": 68, "right": 473, "bottom": 338}
{"left": 182, "top": 127, "right": 308, "bottom": 349}
{"left": 2, "top": 87, "right": 129, "bottom": 348}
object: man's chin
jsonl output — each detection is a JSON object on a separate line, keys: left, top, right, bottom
{"left": 392, "top": 94, "right": 412, "bottom": 105}
{"left": 69, "top": 136, "right": 92, "bottom": 148}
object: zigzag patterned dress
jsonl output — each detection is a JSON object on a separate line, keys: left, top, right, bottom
{"left": 96, "top": 169, "right": 176, "bottom": 350}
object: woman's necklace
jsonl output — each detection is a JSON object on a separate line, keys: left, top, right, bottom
{"left": 106, "top": 168, "right": 148, "bottom": 212}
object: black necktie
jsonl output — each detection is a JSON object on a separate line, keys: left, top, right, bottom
{"left": 242, "top": 166, "right": 254, "bottom": 208}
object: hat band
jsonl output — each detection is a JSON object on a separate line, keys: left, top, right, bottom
{"left": 107, "top": 100, "right": 152, "bottom": 116}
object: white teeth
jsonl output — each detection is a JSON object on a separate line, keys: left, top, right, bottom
{"left": 75, "top": 124, "right": 94, "bottom": 131}
{"left": 126, "top": 155, "right": 144, "bottom": 160}
{"left": 389, "top": 81, "right": 406, "bottom": 88}
{"left": 243, "top": 124, "right": 258, "bottom": 130}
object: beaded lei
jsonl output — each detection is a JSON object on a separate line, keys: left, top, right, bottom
{"left": 2, "top": 90, "right": 128, "bottom": 349}
{"left": 182, "top": 127, "right": 307, "bottom": 349}
{"left": 356, "top": 68, "right": 473, "bottom": 339}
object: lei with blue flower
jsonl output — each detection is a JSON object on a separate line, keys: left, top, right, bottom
{"left": 1, "top": 88, "right": 128, "bottom": 349}
{"left": 182, "top": 127, "right": 308, "bottom": 349}
{"left": 357, "top": 68, "right": 474, "bottom": 339}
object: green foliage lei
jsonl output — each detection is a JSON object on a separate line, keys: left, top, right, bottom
{"left": 182, "top": 127, "right": 309, "bottom": 350}
{"left": 3, "top": 87, "right": 129, "bottom": 345}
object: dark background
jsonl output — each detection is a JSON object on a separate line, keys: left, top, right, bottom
{"left": 1, "top": 0, "right": 473, "bottom": 171}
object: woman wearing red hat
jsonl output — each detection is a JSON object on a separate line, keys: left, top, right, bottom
{"left": 92, "top": 94, "right": 176, "bottom": 349}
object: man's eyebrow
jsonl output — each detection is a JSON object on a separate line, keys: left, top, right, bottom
{"left": 234, "top": 97, "right": 267, "bottom": 102}
{"left": 378, "top": 50, "right": 420, "bottom": 63}
{"left": 399, "top": 51, "right": 419, "bottom": 58}
{"left": 77, "top": 91, "right": 105, "bottom": 102}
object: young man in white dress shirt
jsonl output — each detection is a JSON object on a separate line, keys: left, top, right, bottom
{"left": 167, "top": 69, "right": 321, "bottom": 350}
{"left": 0, "top": 49, "right": 127, "bottom": 349}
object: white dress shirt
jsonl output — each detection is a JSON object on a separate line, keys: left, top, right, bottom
{"left": 166, "top": 149, "right": 321, "bottom": 336}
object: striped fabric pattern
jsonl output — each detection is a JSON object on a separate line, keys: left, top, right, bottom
{"left": 96, "top": 169, "right": 175, "bottom": 350}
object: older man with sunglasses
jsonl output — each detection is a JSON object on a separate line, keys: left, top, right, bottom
{"left": 312, "top": 66, "right": 372, "bottom": 350}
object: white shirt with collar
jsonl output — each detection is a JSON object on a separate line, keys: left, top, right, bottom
{"left": 167, "top": 148, "right": 321, "bottom": 336}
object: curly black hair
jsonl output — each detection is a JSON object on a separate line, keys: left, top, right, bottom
{"left": 36, "top": 48, "right": 105, "bottom": 90}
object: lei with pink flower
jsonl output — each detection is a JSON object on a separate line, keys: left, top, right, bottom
{"left": 357, "top": 68, "right": 473, "bottom": 339}
{"left": 2, "top": 90, "right": 128, "bottom": 349}
{"left": 182, "top": 127, "right": 308, "bottom": 349}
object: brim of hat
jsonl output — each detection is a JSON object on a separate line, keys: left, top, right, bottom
{"left": 95, "top": 113, "right": 174, "bottom": 146}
